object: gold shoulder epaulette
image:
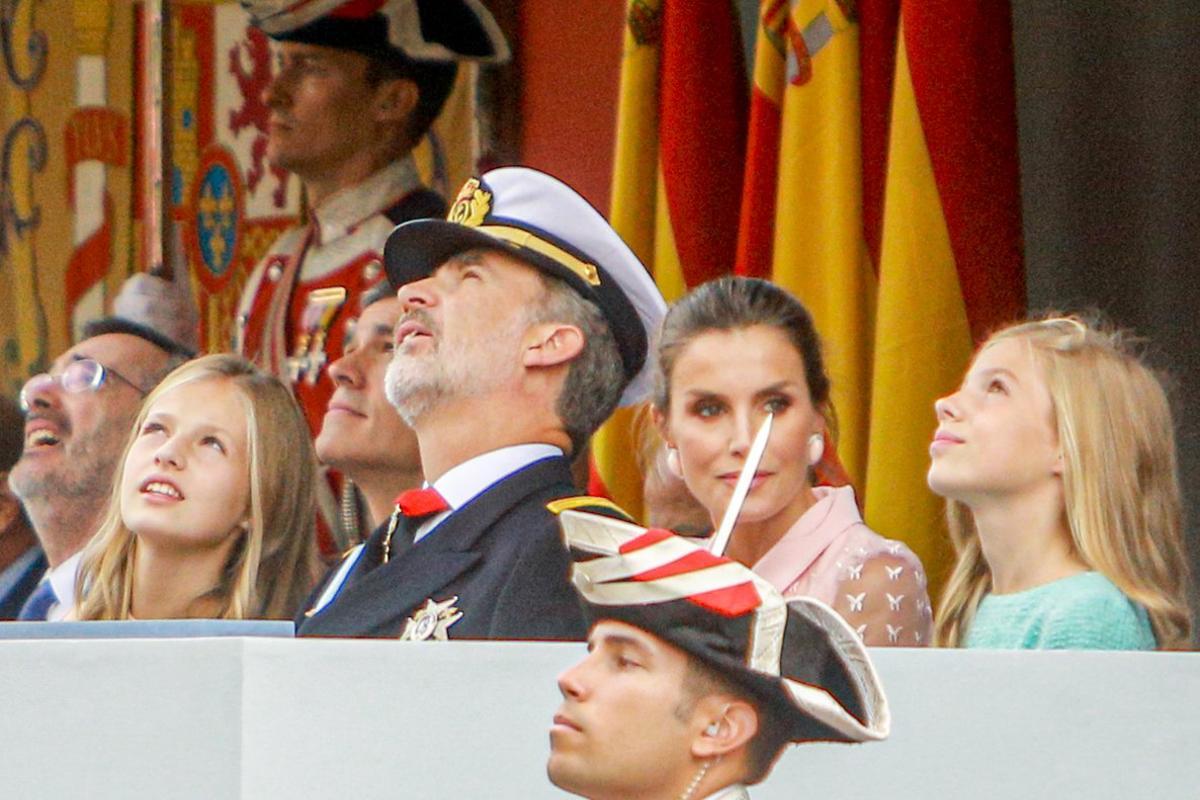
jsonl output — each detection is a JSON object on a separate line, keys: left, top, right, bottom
{"left": 546, "top": 495, "right": 631, "bottom": 520}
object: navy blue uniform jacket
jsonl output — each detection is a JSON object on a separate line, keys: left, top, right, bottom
{"left": 296, "top": 456, "right": 622, "bottom": 640}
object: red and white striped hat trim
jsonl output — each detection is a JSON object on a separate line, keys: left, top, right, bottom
{"left": 571, "top": 525, "right": 762, "bottom": 618}
{"left": 561, "top": 510, "right": 891, "bottom": 742}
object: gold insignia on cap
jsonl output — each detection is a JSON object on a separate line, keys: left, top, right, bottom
{"left": 399, "top": 596, "right": 463, "bottom": 641}
{"left": 448, "top": 178, "right": 492, "bottom": 227}
{"left": 480, "top": 225, "right": 601, "bottom": 286}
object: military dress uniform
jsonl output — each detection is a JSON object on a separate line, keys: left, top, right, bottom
{"left": 235, "top": 158, "right": 443, "bottom": 434}
{"left": 233, "top": 0, "right": 510, "bottom": 416}
{"left": 297, "top": 166, "right": 669, "bottom": 638}
{"left": 298, "top": 452, "right": 631, "bottom": 639}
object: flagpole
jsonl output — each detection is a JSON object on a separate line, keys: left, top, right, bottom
{"left": 142, "top": 0, "right": 173, "bottom": 280}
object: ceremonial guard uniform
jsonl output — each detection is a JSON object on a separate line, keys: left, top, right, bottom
{"left": 298, "top": 166, "right": 668, "bottom": 638}
{"left": 550, "top": 510, "right": 893, "bottom": 798}
{"left": 235, "top": 0, "right": 509, "bottom": 554}
{"left": 235, "top": 159, "right": 444, "bottom": 435}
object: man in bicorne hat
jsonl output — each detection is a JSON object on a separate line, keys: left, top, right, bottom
{"left": 549, "top": 511, "right": 891, "bottom": 800}
{"left": 296, "top": 166, "right": 667, "bottom": 639}
{"left": 234, "top": 0, "right": 509, "bottom": 554}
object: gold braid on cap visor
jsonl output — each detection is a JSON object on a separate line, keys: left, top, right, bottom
{"left": 478, "top": 225, "right": 601, "bottom": 286}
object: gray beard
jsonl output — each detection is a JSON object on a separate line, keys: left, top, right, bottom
{"left": 384, "top": 311, "right": 528, "bottom": 426}
{"left": 9, "top": 439, "right": 119, "bottom": 557}
{"left": 10, "top": 438, "right": 119, "bottom": 506}
{"left": 385, "top": 354, "right": 447, "bottom": 426}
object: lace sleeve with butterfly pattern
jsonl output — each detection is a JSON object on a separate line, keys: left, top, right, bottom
{"left": 832, "top": 550, "right": 933, "bottom": 647}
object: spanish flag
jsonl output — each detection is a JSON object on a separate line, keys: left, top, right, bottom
{"left": 864, "top": 0, "right": 1025, "bottom": 597}
{"left": 735, "top": 0, "right": 887, "bottom": 488}
{"left": 591, "top": 0, "right": 748, "bottom": 520}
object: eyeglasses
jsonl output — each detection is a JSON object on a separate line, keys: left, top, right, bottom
{"left": 19, "top": 358, "right": 146, "bottom": 413}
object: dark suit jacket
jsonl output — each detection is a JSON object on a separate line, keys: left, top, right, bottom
{"left": 297, "top": 456, "right": 622, "bottom": 640}
{"left": 0, "top": 546, "right": 46, "bottom": 621}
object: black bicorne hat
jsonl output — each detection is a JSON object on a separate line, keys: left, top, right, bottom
{"left": 558, "top": 510, "right": 892, "bottom": 744}
{"left": 241, "top": 0, "right": 510, "bottom": 65}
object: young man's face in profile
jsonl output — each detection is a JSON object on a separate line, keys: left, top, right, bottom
{"left": 548, "top": 620, "right": 703, "bottom": 799}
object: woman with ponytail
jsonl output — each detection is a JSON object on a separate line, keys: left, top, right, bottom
{"left": 653, "top": 277, "right": 932, "bottom": 647}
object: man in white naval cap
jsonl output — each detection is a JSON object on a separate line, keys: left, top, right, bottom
{"left": 548, "top": 511, "right": 891, "bottom": 800}
{"left": 296, "top": 166, "right": 667, "bottom": 639}
{"left": 231, "top": 0, "right": 510, "bottom": 557}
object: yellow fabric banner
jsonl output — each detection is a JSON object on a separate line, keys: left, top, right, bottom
{"left": 769, "top": 1, "right": 876, "bottom": 486}
{"left": 864, "top": 29, "right": 972, "bottom": 598}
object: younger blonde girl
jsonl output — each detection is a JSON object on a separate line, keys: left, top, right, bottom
{"left": 930, "top": 316, "right": 1192, "bottom": 649}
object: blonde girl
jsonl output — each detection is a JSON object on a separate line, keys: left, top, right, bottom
{"left": 930, "top": 316, "right": 1192, "bottom": 649}
{"left": 75, "top": 354, "right": 317, "bottom": 620}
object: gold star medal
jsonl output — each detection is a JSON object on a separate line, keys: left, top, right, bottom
{"left": 399, "top": 596, "right": 464, "bottom": 641}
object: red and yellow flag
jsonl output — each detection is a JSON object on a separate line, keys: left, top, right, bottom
{"left": 595, "top": 1, "right": 1024, "bottom": 596}
{"left": 864, "top": 0, "right": 1025, "bottom": 597}
{"left": 592, "top": 0, "right": 748, "bottom": 519}
{"left": 736, "top": 0, "right": 889, "bottom": 487}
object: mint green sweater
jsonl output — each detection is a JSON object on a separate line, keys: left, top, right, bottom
{"left": 965, "top": 571, "right": 1157, "bottom": 650}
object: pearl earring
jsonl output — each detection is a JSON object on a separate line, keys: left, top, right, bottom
{"left": 807, "top": 433, "right": 825, "bottom": 466}
{"left": 665, "top": 447, "right": 684, "bottom": 479}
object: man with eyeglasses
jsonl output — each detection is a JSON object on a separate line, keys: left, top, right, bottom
{"left": 8, "top": 318, "right": 192, "bottom": 620}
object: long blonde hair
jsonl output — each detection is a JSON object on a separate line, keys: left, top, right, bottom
{"left": 935, "top": 316, "right": 1193, "bottom": 649}
{"left": 75, "top": 354, "right": 318, "bottom": 620}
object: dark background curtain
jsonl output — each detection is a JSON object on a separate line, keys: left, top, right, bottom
{"left": 1013, "top": 3, "right": 1200, "bottom": 615}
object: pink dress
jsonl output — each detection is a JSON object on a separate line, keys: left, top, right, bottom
{"left": 752, "top": 486, "right": 932, "bottom": 646}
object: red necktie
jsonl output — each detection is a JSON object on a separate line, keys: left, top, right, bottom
{"left": 394, "top": 487, "right": 450, "bottom": 518}
{"left": 381, "top": 488, "right": 450, "bottom": 564}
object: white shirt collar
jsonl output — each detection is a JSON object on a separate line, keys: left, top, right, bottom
{"left": 310, "top": 157, "right": 423, "bottom": 245}
{"left": 703, "top": 785, "right": 750, "bottom": 800}
{"left": 311, "top": 443, "right": 566, "bottom": 616}
{"left": 431, "top": 443, "right": 564, "bottom": 510}
{"left": 411, "top": 444, "right": 564, "bottom": 545}
{"left": 45, "top": 550, "right": 83, "bottom": 621}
